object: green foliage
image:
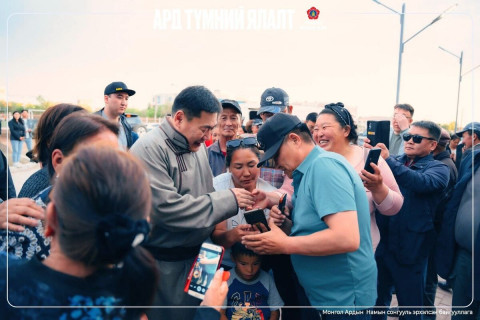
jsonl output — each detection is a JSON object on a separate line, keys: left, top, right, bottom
{"left": 0, "top": 100, "right": 25, "bottom": 113}
{"left": 1, "top": 96, "right": 61, "bottom": 112}
{"left": 126, "top": 104, "right": 171, "bottom": 118}
{"left": 0, "top": 96, "right": 93, "bottom": 114}
{"left": 440, "top": 121, "right": 456, "bottom": 133}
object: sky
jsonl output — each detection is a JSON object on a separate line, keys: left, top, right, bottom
{"left": 0, "top": 0, "right": 479, "bottom": 127}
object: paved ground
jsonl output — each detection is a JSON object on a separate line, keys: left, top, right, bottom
{"left": 1, "top": 130, "right": 456, "bottom": 319}
{"left": 387, "top": 282, "right": 453, "bottom": 320}
{"left": 1, "top": 130, "right": 41, "bottom": 193}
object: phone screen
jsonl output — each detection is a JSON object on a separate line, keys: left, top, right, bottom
{"left": 187, "top": 244, "right": 223, "bottom": 299}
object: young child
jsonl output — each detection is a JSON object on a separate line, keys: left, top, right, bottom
{"left": 221, "top": 243, "right": 283, "bottom": 320}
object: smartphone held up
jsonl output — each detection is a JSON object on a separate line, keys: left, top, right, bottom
{"left": 364, "top": 148, "right": 381, "bottom": 174}
{"left": 185, "top": 242, "right": 225, "bottom": 300}
{"left": 244, "top": 208, "right": 270, "bottom": 232}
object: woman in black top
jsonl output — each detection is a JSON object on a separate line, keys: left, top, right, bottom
{"left": 8, "top": 110, "right": 25, "bottom": 167}
{"left": 1, "top": 145, "right": 230, "bottom": 320}
{"left": 18, "top": 103, "right": 85, "bottom": 198}
{"left": 1, "top": 146, "right": 157, "bottom": 319}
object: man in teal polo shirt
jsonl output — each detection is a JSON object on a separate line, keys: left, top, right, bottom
{"left": 242, "top": 113, "right": 377, "bottom": 319}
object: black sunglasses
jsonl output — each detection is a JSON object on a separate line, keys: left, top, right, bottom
{"left": 402, "top": 133, "right": 436, "bottom": 144}
{"left": 324, "top": 102, "right": 352, "bottom": 127}
{"left": 226, "top": 137, "right": 258, "bottom": 150}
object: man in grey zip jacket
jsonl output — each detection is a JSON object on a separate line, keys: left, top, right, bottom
{"left": 389, "top": 103, "right": 414, "bottom": 156}
{"left": 131, "top": 85, "right": 255, "bottom": 320}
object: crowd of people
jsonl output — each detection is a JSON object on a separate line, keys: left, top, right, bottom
{"left": 0, "top": 81, "right": 478, "bottom": 320}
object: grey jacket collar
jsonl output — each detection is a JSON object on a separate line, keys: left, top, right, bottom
{"left": 160, "top": 117, "right": 191, "bottom": 154}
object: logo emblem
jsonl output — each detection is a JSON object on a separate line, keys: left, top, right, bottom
{"left": 307, "top": 7, "right": 320, "bottom": 20}
{"left": 265, "top": 96, "right": 274, "bottom": 102}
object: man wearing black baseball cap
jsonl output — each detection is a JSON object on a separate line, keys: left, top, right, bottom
{"left": 456, "top": 122, "right": 480, "bottom": 151}
{"left": 257, "top": 87, "right": 292, "bottom": 122}
{"left": 257, "top": 87, "right": 294, "bottom": 189}
{"left": 94, "top": 81, "right": 137, "bottom": 149}
{"left": 242, "top": 113, "right": 377, "bottom": 317}
{"left": 452, "top": 122, "right": 480, "bottom": 175}
{"left": 256, "top": 88, "right": 303, "bottom": 320}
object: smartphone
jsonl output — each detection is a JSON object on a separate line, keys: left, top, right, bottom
{"left": 366, "top": 120, "right": 390, "bottom": 149}
{"left": 278, "top": 193, "right": 287, "bottom": 215}
{"left": 185, "top": 242, "right": 225, "bottom": 300}
{"left": 244, "top": 208, "right": 270, "bottom": 232}
{"left": 364, "top": 148, "right": 381, "bottom": 174}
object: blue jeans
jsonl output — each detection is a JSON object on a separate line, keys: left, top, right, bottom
{"left": 11, "top": 140, "right": 22, "bottom": 163}
{"left": 24, "top": 137, "right": 33, "bottom": 152}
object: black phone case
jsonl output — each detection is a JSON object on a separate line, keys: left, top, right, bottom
{"left": 278, "top": 194, "right": 287, "bottom": 215}
{"left": 364, "top": 149, "right": 381, "bottom": 174}
{"left": 367, "top": 120, "right": 390, "bottom": 149}
{"left": 244, "top": 209, "right": 270, "bottom": 232}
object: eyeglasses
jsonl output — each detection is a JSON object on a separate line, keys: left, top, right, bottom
{"left": 226, "top": 137, "right": 258, "bottom": 150}
{"left": 324, "top": 102, "right": 352, "bottom": 127}
{"left": 402, "top": 133, "right": 436, "bottom": 144}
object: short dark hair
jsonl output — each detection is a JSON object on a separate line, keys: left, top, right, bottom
{"left": 450, "top": 134, "right": 459, "bottom": 141}
{"left": 394, "top": 103, "right": 414, "bottom": 117}
{"left": 231, "top": 242, "right": 259, "bottom": 259}
{"left": 319, "top": 103, "right": 359, "bottom": 144}
{"left": 34, "top": 103, "right": 86, "bottom": 166}
{"left": 285, "top": 124, "right": 315, "bottom": 144}
{"left": 47, "top": 113, "right": 119, "bottom": 177}
{"left": 172, "top": 86, "right": 222, "bottom": 120}
{"left": 411, "top": 121, "right": 442, "bottom": 141}
{"left": 306, "top": 112, "right": 318, "bottom": 123}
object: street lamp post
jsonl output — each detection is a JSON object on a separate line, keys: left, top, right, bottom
{"left": 397, "top": 4, "right": 405, "bottom": 106}
{"left": 438, "top": 48, "right": 480, "bottom": 132}
{"left": 439, "top": 46, "right": 463, "bottom": 133}
{"left": 373, "top": 1, "right": 458, "bottom": 104}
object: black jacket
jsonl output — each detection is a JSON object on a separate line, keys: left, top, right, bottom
{"left": 436, "top": 145, "right": 480, "bottom": 284}
{"left": 93, "top": 108, "right": 136, "bottom": 148}
{"left": 376, "top": 153, "right": 450, "bottom": 265}
{"left": 432, "top": 150, "right": 458, "bottom": 230}
{"left": 0, "top": 150, "right": 16, "bottom": 200}
{"left": 8, "top": 119, "right": 25, "bottom": 141}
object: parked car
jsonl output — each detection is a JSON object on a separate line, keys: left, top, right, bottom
{"left": 125, "top": 114, "right": 147, "bottom": 136}
{"left": 147, "top": 122, "right": 160, "bottom": 132}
